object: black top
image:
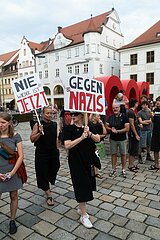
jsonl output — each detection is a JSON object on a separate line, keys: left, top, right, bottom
{"left": 128, "top": 109, "right": 139, "bottom": 137}
{"left": 152, "top": 107, "right": 160, "bottom": 135}
{"left": 107, "top": 113, "right": 129, "bottom": 141}
{"left": 35, "top": 120, "right": 58, "bottom": 153}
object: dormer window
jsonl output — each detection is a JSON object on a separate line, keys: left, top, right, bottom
{"left": 156, "top": 32, "right": 160, "bottom": 37}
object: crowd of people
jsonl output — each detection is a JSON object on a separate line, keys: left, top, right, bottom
{"left": 0, "top": 92, "right": 160, "bottom": 234}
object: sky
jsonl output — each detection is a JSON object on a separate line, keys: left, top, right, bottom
{"left": 0, "top": 0, "right": 160, "bottom": 54}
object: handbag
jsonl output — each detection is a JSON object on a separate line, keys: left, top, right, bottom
{"left": 0, "top": 142, "right": 27, "bottom": 184}
{"left": 9, "top": 152, "right": 27, "bottom": 184}
{"left": 95, "top": 141, "right": 106, "bottom": 159}
{"left": 93, "top": 150, "right": 101, "bottom": 170}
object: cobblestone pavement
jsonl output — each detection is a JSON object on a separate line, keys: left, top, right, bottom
{"left": 1, "top": 122, "right": 160, "bottom": 239}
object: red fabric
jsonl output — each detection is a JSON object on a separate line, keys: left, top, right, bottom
{"left": 9, "top": 152, "right": 27, "bottom": 184}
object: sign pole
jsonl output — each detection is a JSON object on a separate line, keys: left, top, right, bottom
{"left": 34, "top": 109, "right": 44, "bottom": 135}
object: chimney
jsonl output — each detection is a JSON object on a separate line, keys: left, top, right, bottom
{"left": 58, "top": 26, "right": 62, "bottom": 33}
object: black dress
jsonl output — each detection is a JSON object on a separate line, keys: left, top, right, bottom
{"left": 34, "top": 120, "right": 60, "bottom": 191}
{"left": 64, "top": 124, "right": 97, "bottom": 203}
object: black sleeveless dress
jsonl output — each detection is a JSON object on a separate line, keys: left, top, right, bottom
{"left": 64, "top": 124, "right": 97, "bottom": 203}
{"left": 34, "top": 120, "right": 60, "bottom": 191}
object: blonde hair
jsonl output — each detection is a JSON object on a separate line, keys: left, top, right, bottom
{"left": 0, "top": 112, "right": 14, "bottom": 137}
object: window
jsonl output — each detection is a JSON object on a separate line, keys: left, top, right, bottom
{"left": 67, "top": 49, "right": 71, "bottom": 58}
{"left": 19, "top": 73, "right": 23, "bottom": 78}
{"left": 39, "top": 71, "right": 42, "bottom": 79}
{"left": 99, "top": 64, "right": 103, "bottom": 74}
{"left": 26, "top": 60, "right": 29, "bottom": 66}
{"left": 8, "top": 79, "right": 10, "bottom": 84}
{"left": 91, "top": 44, "right": 96, "bottom": 53}
{"left": 24, "top": 49, "right": 26, "bottom": 56}
{"left": 130, "top": 54, "right": 137, "bottom": 65}
{"left": 113, "top": 51, "right": 116, "bottom": 60}
{"left": 24, "top": 72, "right": 28, "bottom": 76}
{"left": 19, "top": 63, "right": 21, "bottom": 69}
{"left": 54, "top": 85, "right": 64, "bottom": 94}
{"left": 30, "top": 71, "right": 34, "bottom": 75}
{"left": 30, "top": 61, "right": 32, "bottom": 66}
{"left": 130, "top": 74, "right": 137, "bottom": 81}
{"left": 84, "top": 64, "right": 88, "bottom": 73}
{"left": 75, "top": 65, "right": 79, "bottom": 74}
{"left": 68, "top": 66, "right": 72, "bottom": 74}
{"left": 107, "top": 50, "right": 110, "bottom": 58}
{"left": 111, "top": 67, "right": 114, "bottom": 75}
{"left": 146, "top": 72, "right": 154, "bottom": 84}
{"left": 146, "top": 51, "right": 154, "bottom": 63}
{"left": 22, "top": 61, "right": 25, "bottom": 67}
{"left": 55, "top": 68, "right": 59, "bottom": 77}
{"left": 75, "top": 47, "right": 79, "bottom": 57}
{"left": 55, "top": 53, "right": 59, "bottom": 61}
{"left": 45, "top": 70, "right": 48, "bottom": 78}
{"left": 97, "top": 44, "right": 100, "bottom": 54}
{"left": 86, "top": 44, "right": 89, "bottom": 54}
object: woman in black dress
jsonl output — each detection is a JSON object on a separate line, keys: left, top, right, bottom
{"left": 30, "top": 106, "right": 60, "bottom": 206}
{"left": 64, "top": 112, "right": 100, "bottom": 228}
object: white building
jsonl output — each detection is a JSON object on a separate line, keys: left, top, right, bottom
{"left": 17, "top": 36, "right": 50, "bottom": 78}
{"left": 36, "top": 8, "right": 124, "bottom": 107}
{"left": 0, "top": 50, "right": 19, "bottom": 109}
{"left": 119, "top": 20, "right": 160, "bottom": 100}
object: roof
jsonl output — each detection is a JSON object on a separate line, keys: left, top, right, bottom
{"left": 0, "top": 49, "right": 19, "bottom": 65}
{"left": 119, "top": 20, "right": 160, "bottom": 50}
{"left": 61, "top": 11, "right": 111, "bottom": 43}
{"left": 28, "top": 40, "right": 46, "bottom": 51}
{"left": 40, "top": 10, "right": 113, "bottom": 53}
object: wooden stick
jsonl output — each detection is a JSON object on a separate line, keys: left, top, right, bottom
{"left": 34, "top": 109, "right": 44, "bottom": 135}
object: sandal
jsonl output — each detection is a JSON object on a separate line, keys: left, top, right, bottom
{"left": 148, "top": 165, "right": 160, "bottom": 170}
{"left": 95, "top": 173, "right": 103, "bottom": 179}
{"left": 133, "top": 165, "right": 139, "bottom": 170}
{"left": 46, "top": 197, "right": 54, "bottom": 206}
{"left": 128, "top": 166, "right": 138, "bottom": 173}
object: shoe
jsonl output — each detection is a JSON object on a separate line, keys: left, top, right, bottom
{"left": 148, "top": 165, "right": 160, "bottom": 170}
{"left": 77, "top": 208, "right": 89, "bottom": 218}
{"left": 95, "top": 173, "right": 103, "bottom": 179}
{"left": 138, "top": 155, "right": 143, "bottom": 164}
{"left": 146, "top": 154, "right": 154, "bottom": 161}
{"left": 9, "top": 220, "right": 17, "bottom": 234}
{"left": 109, "top": 169, "right": 117, "bottom": 177}
{"left": 46, "top": 197, "right": 54, "bottom": 206}
{"left": 80, "top": 215, "right": 93, "bottom": 228}
{"left": 128, "top": 166, "right": 138, "bottom": 173}
{"left": 120, "top": 169, "right": 126, "bottom": 178}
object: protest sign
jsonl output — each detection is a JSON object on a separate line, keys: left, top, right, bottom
{"left": 64, "top": 75, "right": 105, "bottom": 114}
{"left": 11, "top": 74, "right": 48, "bottom": 114}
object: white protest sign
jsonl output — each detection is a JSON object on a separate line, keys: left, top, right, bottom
{"left": 64, "top": 75, "right": 105, "bottom": 114}
{"left": 11, "top": 74, "right": 48, "bottom": 114}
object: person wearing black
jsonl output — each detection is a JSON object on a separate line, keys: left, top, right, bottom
{"left": 64, "top": 112, "right": 100, "bottom": 229}
{"left": 128, "top": 98, "right": 140, "bottom": 172}
{"left": 89, "top": 113, "right": 107, "bottom": 178}
{"left": 30, "top": 106, "right": 60, "bottom": 206}
{"left": 106, "top": 103, "right": 129, "bottom": 178}
{"left": 149, "top": 96, "right": 160, "bottom": 170}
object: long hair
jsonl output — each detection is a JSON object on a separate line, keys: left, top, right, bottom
{"left": 0, "top": 112, "right": 14, "bottom": 138}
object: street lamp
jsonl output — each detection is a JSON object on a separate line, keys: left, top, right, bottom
{"left": 0, "top": 61, "right": 4, "bottom": 109}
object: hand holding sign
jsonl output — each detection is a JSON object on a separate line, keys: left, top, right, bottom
{"left": 64, "top": 75, "right": 105, "bottom": 115}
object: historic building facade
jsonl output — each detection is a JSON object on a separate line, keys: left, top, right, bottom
{"left": 119, "top": 20, "right": 160, "bottom": 100}
{"left": 36, "top": 8, "right": 124, "bottom": 107}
